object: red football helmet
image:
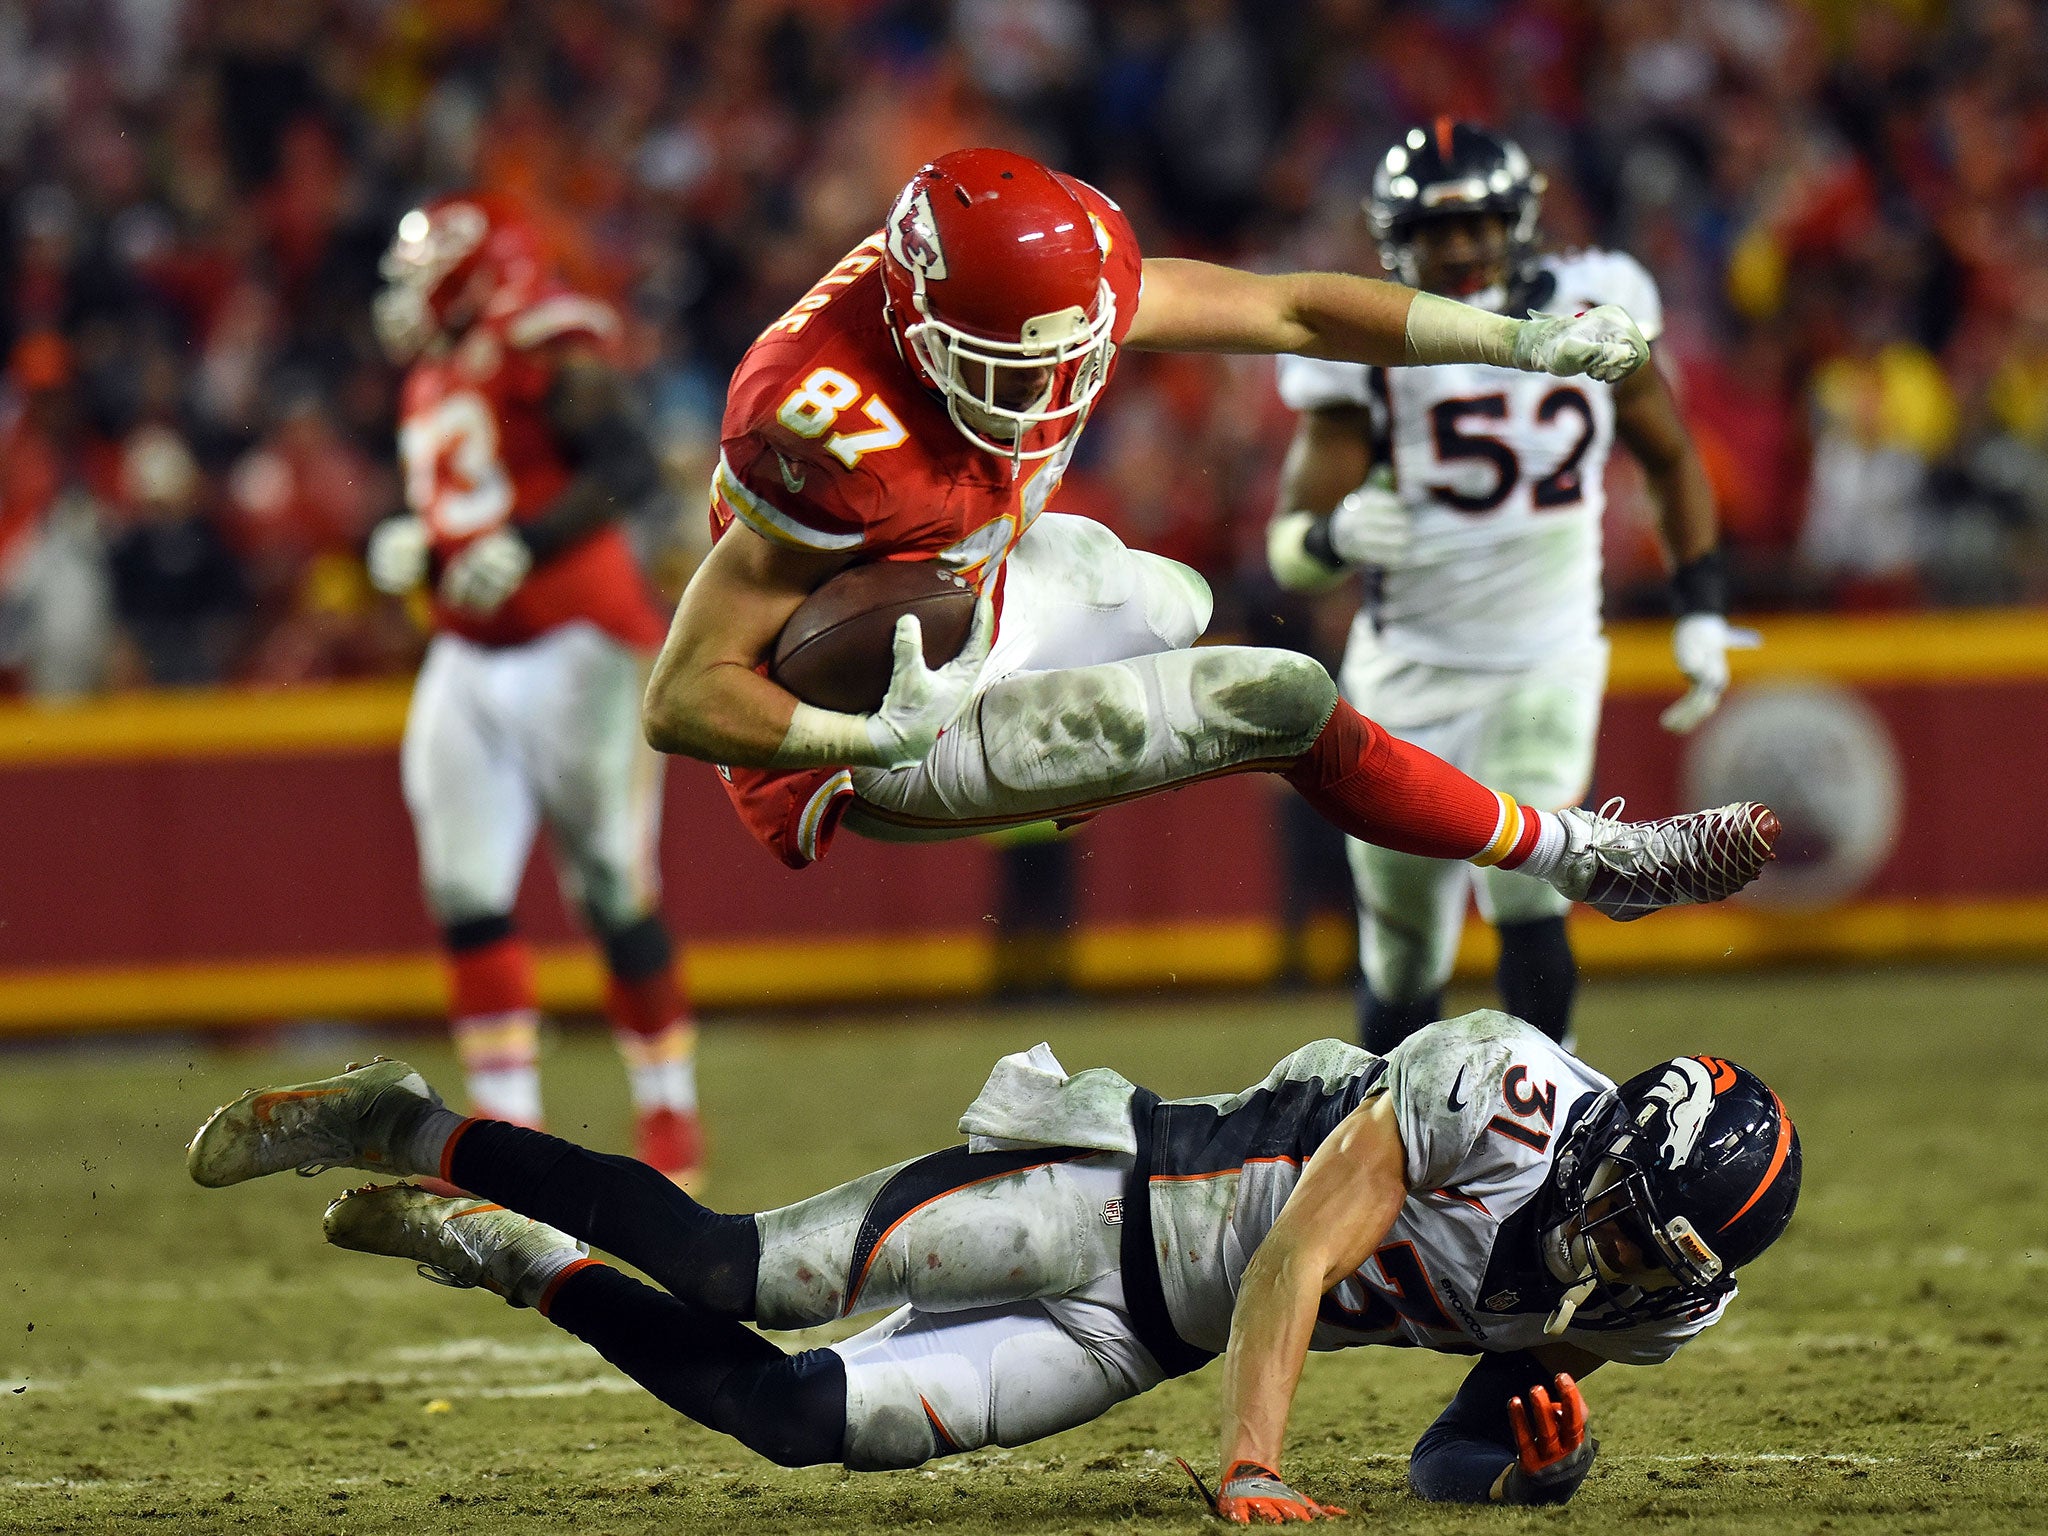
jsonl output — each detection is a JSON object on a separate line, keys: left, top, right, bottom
{"left": 374, "top": 194, "right": 548, "bottom": 364}
{"left": 880, "top": 148, "right": 1119, "bottom": 467}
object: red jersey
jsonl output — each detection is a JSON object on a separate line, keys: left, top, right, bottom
{"left": 398, "top": 288, "right": 668, "bottom": 650}
{"left": 711, "top": 177, "right": 1143, "bottom": 868}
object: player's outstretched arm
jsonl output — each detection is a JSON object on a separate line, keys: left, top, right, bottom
{"left": 1208, "top": 1094, "right": 1409, "bottom": 1522}
{"left": 1126, "top": 258, "right": 1649, "bottom": 383}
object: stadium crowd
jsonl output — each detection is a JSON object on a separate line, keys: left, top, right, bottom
{"left": 3, "top": 0, "right": 2046, "bottom": 696}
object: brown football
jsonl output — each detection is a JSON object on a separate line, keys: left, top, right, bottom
{"left": 770, "top": 560, "right": 977, "bottom": 714}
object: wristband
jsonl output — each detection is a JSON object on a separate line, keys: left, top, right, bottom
{"left": 770, "top": 700, "right": 884, "bottom": 770}
{"left": 1403, "top": 290, "right": 1519, "bottom": 368}
{"left": 1670, "top": 551, "right": 1727, "bottom": 616}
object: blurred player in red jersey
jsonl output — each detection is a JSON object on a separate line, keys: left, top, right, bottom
{"left": 367, "top": 195, "right": 701, "bottom": 1185}
{"left": 645, "top": 148, "right": 1777, "bottom": 923}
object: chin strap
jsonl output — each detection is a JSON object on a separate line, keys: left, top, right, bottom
{"left": 1542, "top": 1275, "right": 1598, "bottom": 1336}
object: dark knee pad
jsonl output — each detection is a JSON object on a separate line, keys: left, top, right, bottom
{"left": 1358, "top": 983, "right": 1443, "bottom": 1055}
{"left": 444, "top": 913, "right": 516, "bottom": 953}
{"left": 596, "top": 912, "right": 674, "bottom": 984}
{"left": 1496, "top": 916, "right": 1578, "bottom": 1044}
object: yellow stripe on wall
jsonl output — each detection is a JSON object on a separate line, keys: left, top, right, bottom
{"left": 2, "top": 899, "right": 2043, "bottom": 1036}
{"left": 0, "top": 611, "right": 2042, "bottom": 766}
{"left": 1606, "top": 609, "right": 2048, "bottom": 694}
{"left": 0, "top": 681, "right": 413, "bottom": 765}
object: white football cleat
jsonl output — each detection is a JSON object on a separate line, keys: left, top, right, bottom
{"left": 323, "top": 1184, "right": 586, "bottom": 1309}
{"left": 186, "top": 1058, "right": 441, "bottom": 1188}
{"left": 1550, "top": 798, "right": 1780, "bottom": 922}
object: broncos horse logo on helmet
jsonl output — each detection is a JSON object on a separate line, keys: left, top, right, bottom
{"left": 1535, "top": 1054, "right": 1800, "bottom": 1334}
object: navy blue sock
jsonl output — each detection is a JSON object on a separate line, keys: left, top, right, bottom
{"left": 547, "top": 1265, "right": 847, "bottom": 1467}
{"left": 449, "top": 1119, "right": 759, "bottom": 1317}
{"left": 1495, "top": 917, "right": 1577, "bottom": 1044}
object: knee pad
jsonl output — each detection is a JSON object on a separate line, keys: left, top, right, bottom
{"left": 443, "top": 914, "right": 516, "bottom": 954}
{"left": 982, "top": 666, "right": 1155, "bottom": 795}
{"left": 1131, "top": 550, "right": 1215, "bottom": 649}
{"left": 1178, "top": 647, "right": 1337, "bottom": 761}
{"left": 596, "top": 912, "right": 673, "bottom": 983}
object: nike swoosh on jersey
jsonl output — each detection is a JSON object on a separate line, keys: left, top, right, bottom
{"left": 1447, "top": 1066, "right": 1469, "bottom": 1113}
{"left": 776, "top": 451, "right": 807, "bottom": 493}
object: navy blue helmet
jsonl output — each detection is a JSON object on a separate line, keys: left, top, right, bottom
{"left": 1538, "top": 1055, "right": 1801, "bottom": 1331}
{"left": 1367, "top": 118, "right": 1546, "bottom": 290}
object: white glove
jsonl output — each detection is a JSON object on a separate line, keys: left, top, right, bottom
{"left": 1326, "top": 468, "right": 1411, "bottom": 569}
{"left": 1660, "top": 613, "right": 1761, "bottom": 734}
{"left": 439, "top": 528, "right": 534, "bottom": 615}
{"left": 1511, "top": 304, "right": 1650, "bottom": 384}
{"left": 366, "top": 516, "right": 429, "bottom": 595}
{"left": 773, "top": 594, "right": 996, "bottom": 770}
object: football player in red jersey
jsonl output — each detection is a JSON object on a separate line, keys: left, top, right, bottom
{"left": 366, "top": 194, "right": 703, "bottom": 1186}
{"left": 644, "top": 148, "right": 1776, "bottom": 920}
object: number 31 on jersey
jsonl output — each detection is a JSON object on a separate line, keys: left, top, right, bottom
{"left": 777, "top": 368, "right": 908, "bottom": 469}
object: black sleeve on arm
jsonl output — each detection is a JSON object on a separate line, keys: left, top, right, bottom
{"left": 518, "top": 354, "right": 663, "bottom": 565}
{"left": 1409, "top": 1349, "right": 1590, "bottom": 1504}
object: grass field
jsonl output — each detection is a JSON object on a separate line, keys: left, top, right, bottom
{"left": 2, "top": 965, "right": 2044, "bottom": 1535}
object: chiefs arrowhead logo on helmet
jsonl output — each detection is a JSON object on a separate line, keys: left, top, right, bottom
{"left": 886, "top": 187, "right": 948, "bottom": 282}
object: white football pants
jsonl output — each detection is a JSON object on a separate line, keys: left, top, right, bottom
{"left": 400, "top": 621, "right": 665, "bottom": 932}
{"left": 844, "top": 513, "right": 1337, "bottom": 839}
{"left": 751, "top": 1151, "right": 1163, "bottom": 1470}
{"left": 1339, "top": 639, "right": 1608, "bottom": 1004}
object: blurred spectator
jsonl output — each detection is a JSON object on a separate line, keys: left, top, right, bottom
{"left": 0, "top": 333, "right": 113, "bottom": 697}
{"left": 108, "top": 426, "right": 247, "bottom": 686}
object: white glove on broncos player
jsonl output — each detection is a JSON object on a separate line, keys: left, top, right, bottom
{"left": 440, "top": 528, "right": 534, "bottom": 615}
{"left": 1266, "top": 468, "right": 1408, "bottom": 591}
{"left": 1325, "top": 467, "right": 1410, "bottom": 569}
{"left": 366, "top": 515, "right": 430, "bottom": 594}
{"left": 773, "top": 594, "right": 996, "bottom": 771}
{"left": 1660, "top": 613, "right": 1761, "bottom": 734}
{"left": 1511, "top": 305, "right": 1651, "bottom": 384}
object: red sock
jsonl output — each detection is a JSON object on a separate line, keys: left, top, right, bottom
{"left": 604, "top": 968, "right": 685, "bottom": 1040}
{"left": 448, "top": 936, "right": 537, "bottom": 1019}
{"left": 1282, "top": 699, "right": 1516, "bottom": 861}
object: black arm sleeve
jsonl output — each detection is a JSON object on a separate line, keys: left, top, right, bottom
{"left": 517, "top": 355, "right": 663, "bottom": 565}
{"left": 1409, "top": 1349, "right": 1592, "bottom": 1504}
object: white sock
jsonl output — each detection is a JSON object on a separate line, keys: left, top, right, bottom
{"left": 466, "top": 1066, "right": 543, "bottom": 1127}
{"left": 617, "top": 1022, "right": 698, "bottom": 1115}
{"left": 454, "top": 1011, "right": 543, "bottom": 1127}
{"left": 1507, "top": 808, "right": 1570, "bottom": 883}
{"left": 403, "top": 1104, "right": 469, "bottom": 1178}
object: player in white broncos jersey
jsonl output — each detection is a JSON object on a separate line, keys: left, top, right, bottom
{"left": 1268, "top": 121, "right": 1757, "bottom": 1056}
{"left": 188, "top": 1012, "right": 1800, "bottom": 1520}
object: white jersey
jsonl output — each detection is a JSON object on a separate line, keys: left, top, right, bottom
{"left": 1146, "top": 1012, "right": 1731, "bottom": 1366}
{"left": 1276, "top": 249, "right": 1662, "bottom": 671}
